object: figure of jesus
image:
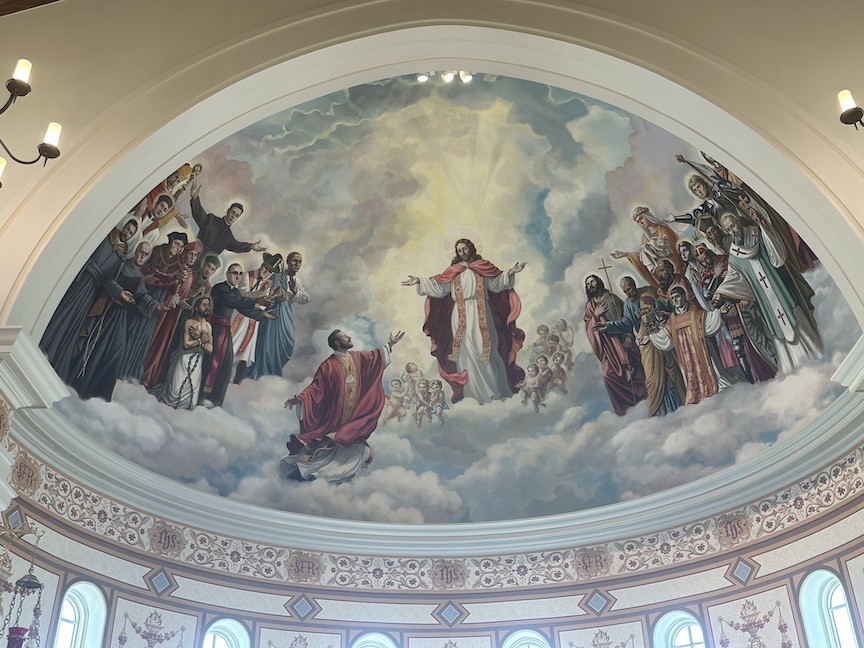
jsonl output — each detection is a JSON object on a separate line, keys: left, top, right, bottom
{"left": 402, "top": 239, "right": 526, "bottom": 404}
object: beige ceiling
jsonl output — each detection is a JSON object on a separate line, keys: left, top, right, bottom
{"left": 0, "top": 0, "right": 60, "bottom": 18}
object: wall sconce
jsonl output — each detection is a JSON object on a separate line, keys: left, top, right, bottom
{"left": 0, "top": 59, "right": 63, "bottom": 189}
{"left": 838, "top": 89, "right": 864, "bottom": 129}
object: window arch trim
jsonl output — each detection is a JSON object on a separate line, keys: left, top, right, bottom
{"left": 202, "top": 618, "right": 251, "bottom": 648}
{"left": 800, "top": 569, "right": 860, "bottom": 648}
{"left": 652, "top": 610, "right": 706, "bottom": 648}
{"left": 500, "top": 628, "right": 552, "bottom": 648}
{"left": 351, "top": 632, "right": 399, "bottom": 648}
{"left": 52, "top": 581, "right": 107, "bottom": 648}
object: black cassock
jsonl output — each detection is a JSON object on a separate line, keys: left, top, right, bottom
{"left": 201, "top": 281, "right": 263, "bottom": 407}
{"left": 40, "top": 231, "right": 126, "bottom": 384}
{"left": 70, "top": 261, "right": 160, "bottom": 402}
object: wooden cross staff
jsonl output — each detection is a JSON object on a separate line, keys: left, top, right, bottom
{"left": 598, "top": 257, "right": 613, "bottom": 290}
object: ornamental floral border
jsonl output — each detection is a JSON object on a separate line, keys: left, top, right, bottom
{"left": 6, "top": 433, "right": 863, "bottom": 592}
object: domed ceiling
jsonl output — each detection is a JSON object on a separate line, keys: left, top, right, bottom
{"left": 40, "top": 73, "right": 858, "bottom": 524}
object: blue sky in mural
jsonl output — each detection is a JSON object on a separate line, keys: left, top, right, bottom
{"left": 55, "top": 74, "right": 859, "bottom": 523}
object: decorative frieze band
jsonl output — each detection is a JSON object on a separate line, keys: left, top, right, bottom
{"left": 6, "top": 436, "right": 863, "bottom": 592}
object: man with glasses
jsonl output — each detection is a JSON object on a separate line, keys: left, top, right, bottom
{"left": 201, "top": 263, "right": 274, "bottom": 408}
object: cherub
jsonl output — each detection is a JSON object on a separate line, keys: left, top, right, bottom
{"left": 554, "top": 318, "right": 575, "bottom": 369}
{"left": 428, "top": 379, "right": 448, "bottom": 425}
{"left": 550, "top": 351, "right": 569, "bottom": 394}
{"left": 414, "top": 378, "right": 433, "bottom": 428}
{"left": 530, "top": 324, "right": 550, "bottom": 362}
{"left": 546, "top": 334, "right": 561, "bottom": 362}
{"left": 401, "top": 361, "right": 424, "bottom": 404}
{"left": 536, "top": 354, "right": 553, "bottom": 397}
{"left": 518, "top": 364, "right": 544, "bottom": 413}
{"left": 382, "top": 378, "right": 408, "bottom": 425}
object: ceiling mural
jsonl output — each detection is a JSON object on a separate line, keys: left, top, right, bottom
{"left": 42, "top": 74, "right": 859, "bottom": 523}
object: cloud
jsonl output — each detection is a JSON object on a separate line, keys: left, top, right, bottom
{"left": 54, "top": 75, "right": 861, "bottom": 524}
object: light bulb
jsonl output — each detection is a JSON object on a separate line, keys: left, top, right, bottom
{"left": 459, "top": 71, "right": 473, "bottom": 83}
{"left": 43, "top": 122, "right": 62, "bottom": 147}
{"left": 441, "top": 71, "right": 455, "bottom": 83}
{"left": 0, "top": 158, "right": 6, "bottom": 180}
{"left": 12, "top": 59, "right": 31, "bottom": 84}
{"left": 838, "top": 90, "right": 857, "bottom": 112}
{"left": 417, "top": 73, "right": 429, "bottom": 83}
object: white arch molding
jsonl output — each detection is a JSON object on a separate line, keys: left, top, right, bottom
{"left": 2, "top": 19, "right": 864, "bottom": 555}
{"left": 4, "top": 23, "right": 864, "bottom": 331}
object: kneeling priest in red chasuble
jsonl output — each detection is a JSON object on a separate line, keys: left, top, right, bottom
{"left": 285, "top": 329, "right": 404, "bottom": 458}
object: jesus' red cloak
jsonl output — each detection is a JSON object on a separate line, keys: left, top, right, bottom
{"left": 422, "top": 260, "right": 525, "bottom": 403}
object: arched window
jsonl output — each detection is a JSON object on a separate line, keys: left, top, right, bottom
{"left": 51, "top": 581, "right": 107, "bottom": 648}
{"left": 653, "top": 610, "right": 706, "bottom": 648}
{"left": 800, "top": 569, "right": 860, "bottom": 648}
{"left": 352, "top": 632, "right": 399, "bottom": 648}
{"left": 202, "top": 618, "right": 251, "bottom": 648}
{"left": 500, "top": 629, "right": 551, "bottom": 648}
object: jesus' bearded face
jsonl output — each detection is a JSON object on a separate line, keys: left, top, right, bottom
{"left": 585, "top": 275, "right": 603, "bottom": 298}
{"left": 456, "top": 242, "right": 471, "bottom": 261}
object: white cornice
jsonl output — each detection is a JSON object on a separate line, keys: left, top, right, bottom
{"left": 0, "top": 327, "right": 69, "bottom": 410}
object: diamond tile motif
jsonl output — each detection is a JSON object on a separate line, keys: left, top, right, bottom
{"left": 586, "top": 590, "right": 611, "bottom": 614}
{"left": 432, "top": 601, "right": 469, "bottom": 627}
{"left": 5, "top": 510, "right": 22, "bottom": 528}
{"left": 151, "top": 571, "right": 171, "bottom": 593}
{"left": 726, "top": 557, "right": 758, "bottom": 585}
{"left": 290, "top": 595, "right": 315, "bottom": 620}
{"left": 440, "top": 604, "right": 461, "bottom": 625}
{"left": 732, "top": 560, "right": 753, "bottom": 582}
{"left": 143, "top": 566, "right": 177, "bottom": 596}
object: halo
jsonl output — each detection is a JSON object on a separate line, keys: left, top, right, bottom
{"left": 441, "top": 226, "right": 484, "bottom": 261}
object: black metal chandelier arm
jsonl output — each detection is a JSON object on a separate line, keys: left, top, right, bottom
{"left": 0, "top": 136, "right": 42, "bottom": 165}
{"left": 0, "top": 92, "right": 15, "bottom": 116}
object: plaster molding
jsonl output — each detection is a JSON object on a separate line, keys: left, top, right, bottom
{"left": 833, "top": 333, "right": 864, "bottom": 392}
{"left": 9, "top": 388, "right": 864, "bottom": 562}
{"left": 8, "top": 408, "right": 864, "bottom": 591}
{"left": 0, "top": 327, "right": 69, "bottom": 410}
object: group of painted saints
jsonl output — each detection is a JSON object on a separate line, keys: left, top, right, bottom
{"left": 39, "top": 163, "right": 311, "bottom": 410}
{"left": 38, "top": 151, "right": 826, "bottom": 483}
{"left": 586, "top": 152, "right": 822, "bottom": 417}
